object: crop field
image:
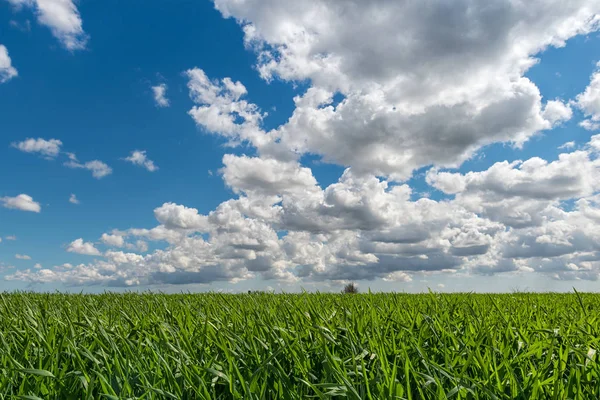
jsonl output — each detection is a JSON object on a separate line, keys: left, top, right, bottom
{"left": 1, "top": 292, "right": 599, "bottom": 399}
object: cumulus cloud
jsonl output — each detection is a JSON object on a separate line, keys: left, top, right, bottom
{"left": 15, "top": 254, "right": 31, "bottom": 260}
{"left": 123, "top": 150, "right": 158, "bottom": 172}
{"left": 0, "top": 45, "right": 18, "bottom": 83}
{"left": 221, "top": 155, "right": 318, "bottom": 196}
{"left": 69, "top": 194, "right": 80, "bottom": 204}
{"left": 1, "top": 194, "right": 41, "bottom": 213}
{"left": 152, "top": 84, "right": 169, "bottom": 107}
{"left": 576, "top": 62, "right": 600, "bottom": 129}
{"left": 66, "top": 238, "right": 101, "bottom": 256}
{"left": 12, "top": 136, "right": 600, "bottom": 287}
{"left": 64, "top": 156, "right": 112, "bottom": 179}
{"left": 207, "top": 0, "right": 600, "bottom": 180}
{"left": 153, "top": 203, "right": 209, "bottom": 230}
{"left": 100, "top": 233, "right": 125, "bottom": 247}
{"left": 9, "top": 1, "right": 600, "bottom": 287}
{"left": 6, "top": 0, "right": 88, "bottom": 50}
{"left": 12, "top": 138, "right": 62, "bottom": 158}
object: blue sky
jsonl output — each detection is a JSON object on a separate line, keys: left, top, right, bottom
{"left": 1, "top": 0, "right": 600, "bottom": 293}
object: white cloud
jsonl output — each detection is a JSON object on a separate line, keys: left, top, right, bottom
{"left": 580, "top": 120, "right": 600, "bottom": 131}
{"left": 5, "top": 236, "right": 16, "bottom": 240}
{"left": 6, "top": 0, "right": 88, "bottom": 50}
{"left": 9, "top": 1, "right": 600, "bottom": 288}
{"left": 153, "top": 203, "right": 209, "bottom": 230}
{"left": 0, "top": 45, "right": 18, "bottom": 83}
{"left": 66, "top": 238, "right": 101, "bottom": 256}
{"left": 576, "top": 62, "right": 600, "bottom": 126}
{"left": 185, "top": 68, "right": 270, "bottom": 151}
{"left": 1, "top": 194, "right": 41, "bottom": 213}
{"left": 65, "top": 157, "right": 112, "bottom": 179}
{"left": 208, "top": 0, "right": 600, "bottom": 180}
{"left": 382, "top": 271, "right": 412, "bottom": 282}
{"left": 12, "top": 138, "right": 62, "bottom": 158}
{"left": 69, "top": 194, "right": 80, "bottom": 204}
{"left": 559, "top": 141, "right": 576, "bottom": 150}
{"left": 135, "top": 240, "right": 148, "bottom": 253}
{"left": 221, "top": 155, "right": 318, "bottom": 196}
{"left": 15, "top": 254, "right": 31, "bottom": 260}
{"left": 123, "top": 150, "right": 158, "bottom": 172}
{"left": 34, "top": 263, "right": 42, "bottom": 269}
{"left": 542, "top": 100, "right": 572, "bottom": 126}
{"left": 100, "top": 233, "right": 125, "bottom": 247}
{"left": 152, "top": 84, "right": 170, "bottom": 107}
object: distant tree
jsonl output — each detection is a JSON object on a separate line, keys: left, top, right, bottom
{"left": 343, "top": 282, "right": 359, "bottom": 294}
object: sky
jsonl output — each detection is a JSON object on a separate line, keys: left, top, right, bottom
{"left": 1, "top": 0, "right": 600, "bottom": 293}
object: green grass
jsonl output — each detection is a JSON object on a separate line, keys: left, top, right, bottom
{"left": 1, "top": 291, "right": 599, "bottom": 399}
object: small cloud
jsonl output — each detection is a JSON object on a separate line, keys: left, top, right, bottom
{"left": 69, "top": 194, "right": 80, "bottom": 204}
{"left": 123, "top": 150, "right": 158, "bottom": 172}
{"left": 1, "top": 194, "right": 41, "bottom": 213}
{"left": 34, "top": 263, "right": 42, "bottom": 269}
{"left": 0, "top": 45, "right": 18, "bottom": 83}
{"left": 580, "top": 120, "right": 600, "bottom": 131}
{"left": 66, "top": 238, "right": 101, "bottom": 256}
{"left": 65, "top": 157, "right": 112, "bottom": 179}
{"left": 558, "top": 141, "right": 575, "bottom": 150}
{"left": 15, "top": 254, "right": 31, "bottom": 260}
{"left": 100, "top": 233, "right": 125, "bottom": 247}
{"left": 437, "top": 283, "right": 445, "bottom": 289}
{"left": 11, "top": 138, "right": 62, "bottom": 158}
{"left": 5, "top": 236, "right": 16, "bottom": 241}
{"left": 135, "top": 240, "right": 148, "bottom": 252}
{"left": 152, "top": 83, "right": 170, "bottom": 107}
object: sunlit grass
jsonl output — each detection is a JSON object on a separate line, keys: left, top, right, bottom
{"left": 1, "top": 291, "right": 599, "bottom": 399}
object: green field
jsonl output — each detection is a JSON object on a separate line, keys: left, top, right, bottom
{"left": 1, "top": 292, "right": 599, "bottom": 399}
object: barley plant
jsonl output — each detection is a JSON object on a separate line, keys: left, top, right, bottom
{"left": 0, "top": 291, "right": 599, "bottom": 399}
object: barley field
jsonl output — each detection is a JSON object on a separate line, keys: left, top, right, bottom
{"left": 1, "top": 291, "right": 599, "bottom": 399}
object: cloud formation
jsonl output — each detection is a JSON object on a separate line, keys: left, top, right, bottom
{"left": 123, "top": 150, "right": 158, "bottom": 172}
{"left": 66, "top": 238, "right": 101, "bottom": 256}
{"left": 6, "top": 0, "right": 600, "bottom": 288}
{"left": 1, "top": 194, "right": 41, "bottom": 213}
{"left": 0, "top": 45, "right": 18, "bottom": 83}
{"left": 12, "top": 138, "right": 62, "bottom": 158}
{"left": 152, "top": 84, "right": 169, "bottom": 107}
{"left": 64, "top": 156, "right": 112, "bottom": 179}
{"left": 6, "top": 0, "right": 88, "bottom": 50}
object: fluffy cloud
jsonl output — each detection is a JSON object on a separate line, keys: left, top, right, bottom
{"left": 12, "top": 138, "right": 62, "bottom": 158}
{"left": 1, "top": 194, "right": 41, "bottom": 213}
{"left": 153, "top": 203, "right": 209, "bottom": 230}
{"left": 221, "top": 155, "right": 318, "bottom": 196}
{"left": 576, "top": 62, "right": 600, "bottom": 129}
{"left": 69, "top": 194, "right": 79, "bottom": 204}
{"left": 123, "top": 150, "right": 158, "bottom": 172}
{"left": 15, "top": 254, "right": 31, "bottom": 260}
{"left": 152, "top": 84, "right": 169, "bottom": 107}
{"left": 185, "top": 68, "right": 270, "bottom": 151}
{"left": 64, "top": 156, "right": 112, "bottom": 179}
{"left": 0, "top": 45, "right": 18, "bottom": 83}
{"left": 9, "top": 0, "right": 600, "bottom": 287}
{"left": 100, "top": 233, "right": 125, "bottom": 247}
{"left": 6, "top": 0, "right": 88, "bottom": 50}
{"left": 207, "top": 0, "right": 599, "bottom": 180}
{"left": 66, "top": 238, "right": 101, "bottom": 256}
